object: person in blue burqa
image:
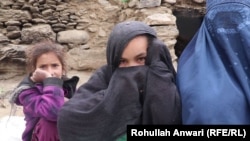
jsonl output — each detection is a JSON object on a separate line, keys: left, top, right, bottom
{"left": 176, "top": 0, "right": 250, "bottom": 124}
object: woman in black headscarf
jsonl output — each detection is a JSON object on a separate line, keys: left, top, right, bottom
{"left": 57, "top": 21, "right": 181, "bottom": 141}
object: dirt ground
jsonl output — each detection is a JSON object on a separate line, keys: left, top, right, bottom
{"left": 0, "top": 70, "right": 93, "bottom": 118}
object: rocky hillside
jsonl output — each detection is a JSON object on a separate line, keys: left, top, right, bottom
{"left": 0, "top": 0, "right": 205, "bottom": 78}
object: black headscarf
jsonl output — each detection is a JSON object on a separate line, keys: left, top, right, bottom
{"left": 58, "top": 21, "right": 181, "bottom": 141}
{"left": 106, "top": 21, "right": 156, "bottom": 69}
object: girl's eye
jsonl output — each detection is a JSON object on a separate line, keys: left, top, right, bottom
{"left": 52, "top": 64, "right": 59, "bottom": 67}
{"left": 119, "top": 59, "right": 127, "bottom": 65}
{"left": 39, "top": 65, "right": 46, "bottom": 69}
{"left": 137, "top": 57, "right": 146, "bottom": 63}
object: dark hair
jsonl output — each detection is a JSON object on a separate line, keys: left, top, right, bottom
{"left": 25, "top": 40, "right": 67, "bottom": 74}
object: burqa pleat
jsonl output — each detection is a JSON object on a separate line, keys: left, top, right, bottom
{"left": 177, "top": 0, "right": 250, "bottom": 124}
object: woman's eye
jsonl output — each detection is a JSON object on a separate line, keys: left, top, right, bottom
{"left": 137, "top": 57, "right": 146, "bottom": 63}
{"left": 120, "top": 59, "right": 126, "bottom": 65}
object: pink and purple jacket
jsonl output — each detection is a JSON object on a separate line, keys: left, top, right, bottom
{"left": 10, "top": 76, "right": 79, "bottom": 141}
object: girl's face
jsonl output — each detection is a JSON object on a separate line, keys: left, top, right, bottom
{"left": 119, "top": 36, "right": 148, "bottom": 68}
{"left": 36, "top": 52, "right": 63, "bottom": 78}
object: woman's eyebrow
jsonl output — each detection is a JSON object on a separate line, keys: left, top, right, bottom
{"left": 135, "top": 52, "right": 147, "bottom": 58}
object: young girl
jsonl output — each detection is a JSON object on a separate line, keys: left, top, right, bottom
{"left": 9, "top": 40, "right": 79, "bottom": 141}
{"left": 58, "top": 21, "right": 181, "bottom": 141}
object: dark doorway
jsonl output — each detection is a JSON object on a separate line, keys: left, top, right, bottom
{"left": 173, "top": 8, "right": 204, "bottom": 58}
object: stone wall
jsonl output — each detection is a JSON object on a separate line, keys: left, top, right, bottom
{"left": 0, "top": 0, "right": 206, "bottom": 78}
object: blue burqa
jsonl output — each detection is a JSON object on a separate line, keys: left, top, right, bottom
{"left": 177, "top": 0, "right": 250, "bottom": 124}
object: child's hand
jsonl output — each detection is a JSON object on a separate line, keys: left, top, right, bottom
{"left": 64, "top": 97, "right": 69, "bottom": 102}
{"left": 30, "top": 68, "right": 52, "bottom": 83}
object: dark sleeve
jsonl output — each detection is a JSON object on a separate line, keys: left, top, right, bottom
{"left": 146, "top": 39, "right": 177, "bottom": 79}
{"left": 142, "top": 62, "right": 182, "bottom": 124}
{"left": 63, "top": 76, "right": 79, "bottom": 98}
{"left": 143, "top": 38, "right": 182, "bottom": 124}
